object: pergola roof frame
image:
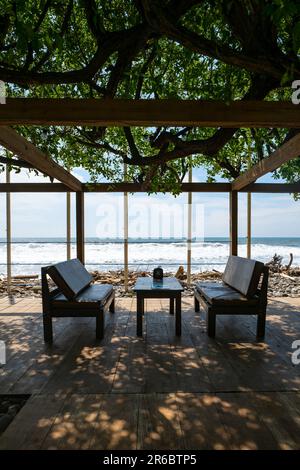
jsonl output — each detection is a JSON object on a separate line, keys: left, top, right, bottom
{"left": 0, "top": 126, "right": 82, "bottom": 192}
{"left": 0, "top": 98, "right": 299, "bottom": 193}
{"left": 0, "top": 182, "right": 299, "bottom": 193}
{"left": 232, "top": 133, "right": 300, "bottom": 191}
{"left": 1, "top": 99, "right": 300, "bottom": 128}
{"left": 0, "top": 95, "right": 299, "bottom": 260}
{"left": 0, "top": 97, "right": 299, "bottom": 269}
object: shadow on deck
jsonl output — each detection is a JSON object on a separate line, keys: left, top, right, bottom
{"left": 0, "top": 296, "right": 299, "bottom": 449}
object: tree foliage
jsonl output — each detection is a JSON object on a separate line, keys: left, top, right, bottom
{"left": 0, "top": 0, "right": 300, "bottom": 193}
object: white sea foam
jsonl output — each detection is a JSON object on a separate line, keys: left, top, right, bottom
{"left": 0, "top": 239, "right": 300, "bottom": 276}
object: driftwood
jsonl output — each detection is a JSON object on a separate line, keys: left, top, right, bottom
{"left": 2, "top": 274, "right": 39, "bottom": 280}
{"left": 175, "top": 266, "right": 186, "bottom": 280}
{"left": 286, "top": 253, "right": 293, "bottom": 271}
{"left": 266, "top": 253, "right": 294, "bottom": 273}
{"left": 279, "top": 273, "right": 296, "bottom": 281}
{"left": 213, "top": 269, "right": 222, "bottom": 275}
{"left": 12, "top": 274, "right": 39, "bottom": 280}
{"left": 266, "top": 253, "right": 283, "bottom": 272}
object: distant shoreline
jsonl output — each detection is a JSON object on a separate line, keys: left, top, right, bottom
{"left": 1, "top": 237, "right": 300, "bottom": 245}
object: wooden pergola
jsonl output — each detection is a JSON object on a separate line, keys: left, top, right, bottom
{"left": 0, "top": 99, "right": 300, "bottom": 277}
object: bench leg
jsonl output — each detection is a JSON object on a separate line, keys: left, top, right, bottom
{"left": 43, "top": 314, "right": 53, "bottom": 343}
{"left": 257, "top": 310, "right": 266, "bottom": 338}
{"left": 207, "top": 309, "right": 216, "bottom": 337}
{"left": 109, "top": 297, "right": 115, "bottom": 313}
{"left": 194, "top": 296, "right": 200, "bottom": 312}
{"left": 96, "top": 312, "right": 104, "bottom": 339}
{"left": 175, "top": 294, "right": 181, "bottom": 336}
{"left": 169, "top": 298, "right": 174, "bottom": 315}
{"left": 137, "top": 295, "right": 144, "bottom": 337}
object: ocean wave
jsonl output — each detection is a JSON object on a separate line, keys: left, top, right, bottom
{"left": 0, "top": 240, "right": 300, "bottom": 275}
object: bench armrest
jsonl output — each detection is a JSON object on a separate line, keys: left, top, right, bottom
{"left": 257, "top": 266, "right": 269, "bottom": 307}
{"left": 41, "top": 267, "right": 61, "bottom": 311}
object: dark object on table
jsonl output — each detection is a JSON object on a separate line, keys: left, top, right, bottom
{"left": 133, "top": 277, "right": 183, "bottom": 337}
{"left": 41, "top": 258, "right": 115, "bottom": 342}
{"left": 194, "top": 255, "right": 269, "bottom": 339}
{"left": 153, "top": 266, "right": 163, "bottom": 280}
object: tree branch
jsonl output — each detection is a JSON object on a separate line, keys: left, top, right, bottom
{"left": 138, "top": 0, "right": 295, "bottom": 81}
{"left": 82, "top": 0, "right": 105, "bottom": 40}
{"left": 0, "top": 155, "right": 34, "bottom": 169}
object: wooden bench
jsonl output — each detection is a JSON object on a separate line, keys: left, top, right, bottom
{"left": 41, "top": 258, "right": 115, "bottom": 342}
{"left": 194, "top": 256, "right": 269, "bottom": 338}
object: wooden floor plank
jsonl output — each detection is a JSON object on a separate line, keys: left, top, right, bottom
{"left": 89, "top": 394, "right": 138, "bottom": 450}
{"left": 42, "top": 394, "right": 103, "bottom": 450}
{"left": 10, "top": 318, "right": 92, "bottom": 394}
{"left": 144, "top": 320, "right": 178, "bottom": 393}
{"left": 247, "top": 392, "right": 300, "bottom": 450}
{"left": 168, "top": 321, "right": 212, "bottom": 392}
{"left": 216, "top": 316, "right": 300, "bottom": 391}
{"left": 43, "top": 329, "right": 120, "bottom": 394}
{"left": 184, "top": 311, "right": 243, "bottom": 392}
{"left": 215, "top": 392, "right": 280, "bottom": 450}
{"left": 176, "top": 393, "right": 229, "bottom": 450}
{"left": 0, "top": 393, "right": 67, "bottom": 450}
{"left": 137, "top": 393, "right": 183, "bottom": 450}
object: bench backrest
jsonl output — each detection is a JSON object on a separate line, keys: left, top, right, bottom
{"left": 222, "top": 255, "right": 265, "bottom": 298}
{"left": 47, "top": 258, "right": 92, "bottom": 300}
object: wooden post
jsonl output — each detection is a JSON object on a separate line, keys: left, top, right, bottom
{"left": 187, "top": 165, "right": 192, "bottom": 286}
{"left": 124, "top": 164, "right": 129, "bottom": 292}
{"left": 76, "top": 192, "right": 85, "bottom": 264}
{"left": 246, "top": 153, "right": 252, "bottom": 258}
{"left": 66, "top": 192, "right": 71, "bottom": 260}
{"left": 6, "top": 165, "right": 11, "bottom": 295}
{"left": 247, "top": 192, "right": 251, "bottom": 259}
{"left": 230, "top": 191, "right": 238, "bottom": 256}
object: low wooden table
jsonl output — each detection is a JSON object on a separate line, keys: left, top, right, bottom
{"left": 133, "top": 277, "right": 184, "bottom": 337}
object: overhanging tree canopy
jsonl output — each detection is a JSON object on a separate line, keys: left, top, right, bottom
{"left": 0, "top": 0, "right": 300, "bottom": 193}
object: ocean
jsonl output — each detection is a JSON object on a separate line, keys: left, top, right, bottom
{"left": 0, "top": 237, "right": 300, "bottom": 276}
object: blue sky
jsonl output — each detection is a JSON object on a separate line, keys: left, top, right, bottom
{"left": 0, "top": 165, "right": 299, "bottom": 239}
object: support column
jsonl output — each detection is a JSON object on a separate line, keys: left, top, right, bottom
{"left": 76, "top": 192, "right": 85, "bottom": 264}
{"left": 187, "top": 165, "right": 192, "bottom": 287}
{"left": 123, "top": 166, "right": 129, "bottom": 292}
{"left": 6, "top": 166, "right": 11, "bottom": 295}
{"left": 247, "top": 191, "right": 251, "bottom": 258}
{"left": 230, "top": 190, "right": 238, "bottom": 256}
{"left": 66, "top": 192, "right": 71, "bottom": 260}
{"left": 246, "top": 151, "right": 252, "bottom": 259}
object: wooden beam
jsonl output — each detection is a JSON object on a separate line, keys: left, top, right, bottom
{"left": 0, "top": 183, "right": 70, "bottom": 192}
{"left": 187, "top": 165, "right": 192, "bottom": 287}
{"left": 1, "top": 182, "right": 299, "bottom": 193}
{"left": 0, "top": 181, "right": 299, "bottom": 194}
{"left": 230, "top": 191, "right": 238, "bottom": 256}
{"left": 0, "top": 126, "right": 82, "bottom": 191}
{"left": 6, "top": 166, "right": 12, "bottom": 295}
{"left": 247, "top": 192, "right": 251, "bottom": 259}
{"left": 1, "top": 99, "right": 300, "bottom": 127}
{"left": 232, "top": 133, "right": 300, "bottom": 191}
{"left": 239, "top": 183, "right": 300, "bottom": 193}
{"left": 123, "top": 164, "right": 129, "bottom": 293}
{"left": 66, "top": 192, "right": 71, "bottom": 260}
{"left": 85, "top": 182, "right": 232, "bottom": 192}
{"left": 76, "top": 192, "right": 85, "bottom": 264}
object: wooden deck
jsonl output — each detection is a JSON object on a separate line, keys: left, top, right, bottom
{"left": 0, "top": 295, "right": 300, "bottom": 450}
